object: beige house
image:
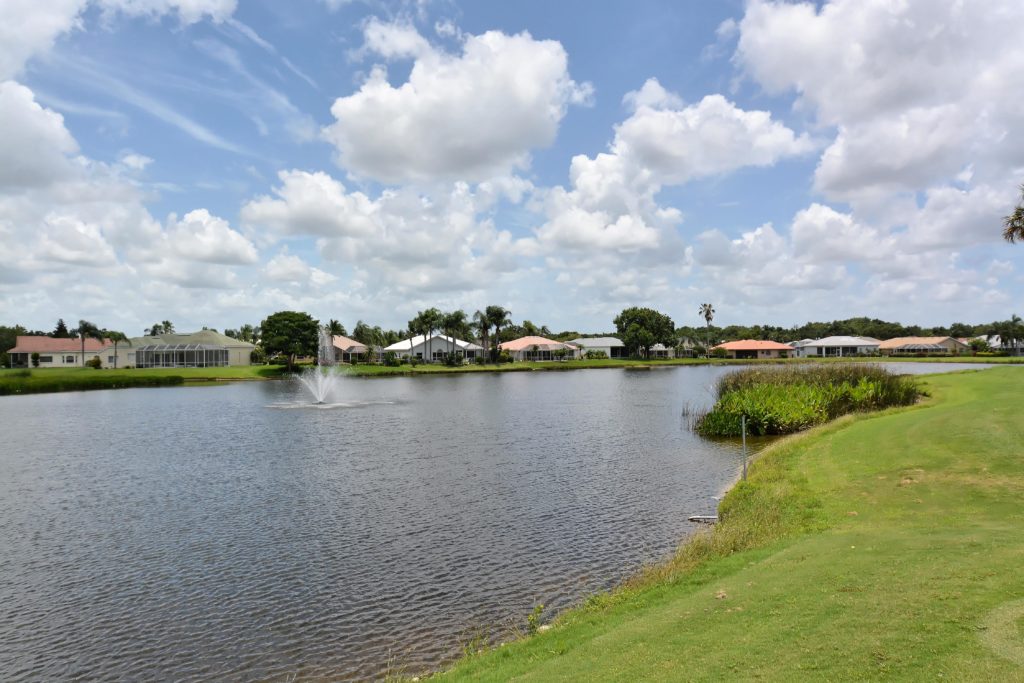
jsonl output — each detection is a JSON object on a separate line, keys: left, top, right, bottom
{"left": 878, "top": 336, "right": 968, "bottom": 355}
{"left": 119, "top": 330, "right": 254, "bottom": 368}
{"left": 712, "top": 340, "right": 793, "bottom": 359}
{"left": 6, "top": 335, "right": 114, "bottom": 368}
{"left": 331, "top": 335, "right": 370, "bottom": 363}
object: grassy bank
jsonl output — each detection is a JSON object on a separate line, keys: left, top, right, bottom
{"left": 694, "top": 365, "right": 921, "bottom": 436}
{"left": 441, "top": 367, "right": 1024, "bottom": 681}
{"left": 0, "top": 365, "right": 287, "bottom": 395}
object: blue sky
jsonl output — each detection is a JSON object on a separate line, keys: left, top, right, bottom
{"left": 1, "top": 0, "right": 1021, "bottom": 335}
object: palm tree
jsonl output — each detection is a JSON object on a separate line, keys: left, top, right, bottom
{"left": 473, "top": 310, "right": 490, "bottom": 362}
{"left": 420, "top": 307, "right": 442, "bottom": 362}
{"left": 161, "top": 320, "right": 175, "bottom": 334}
{"left": 1002, "top": 185, "right": 1024, "bottom": 243}
{"left": 73, "top": 320, "right": 105, "bottom": 367}
{"left": 326, "top": 319, "right": 346, "bottom": 337}
{"left": 146, "top": 323, "right": 163, "bottom": 336}
{"left": 485, "top": 305, "right": 511, "bottom": 361}
{"left": 699, "top": 303, "right": 715, "bottom": 356}
{"left": 104, "top": 330, "right": 131, "bottom": 369}
{"left": 442, "top": 310, "right": 468, "bottom": 361}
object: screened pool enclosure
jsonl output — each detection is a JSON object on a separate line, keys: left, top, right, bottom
{"left": 134, "top": 343, "right": 230, "bottom": 368}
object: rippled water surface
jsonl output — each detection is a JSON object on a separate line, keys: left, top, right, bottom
{"left": 0, "top": 363, "right": 990, "bottom": 680}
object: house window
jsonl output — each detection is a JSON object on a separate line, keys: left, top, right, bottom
{"left": 108, "top": 356, "right": 115, "bottom": 363}
{"left": 65, "top": 356, "right": 74, "bottom": 363}
{"left": 39, "top": 356, "right": 53, "bottom": 363}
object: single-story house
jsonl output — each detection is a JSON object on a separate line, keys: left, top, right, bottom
{"left": 568, "top": 336, "right": 627, "bottom": 359}
{"left": 384, "top": 334, "right": 484, "bottom": 361}
{"left": 649, "top": 343, "right": 675, "bottom": 359}
{"left": 787, "top": 339, "right": 817, "bottom": 358}
{"left": 712, "top": 340, "right": 793, "bottom": 360}
{"left": 801, "top": 336, "right": 881, "bottom": 357}
{"left": 6, "top": 335, "right": 114, "bottom": 368}
{"left": 123, "top": 330, "right": 255, "bottom": 368}
{"left": 331, "top": 335, "right": 370, "bottom": 363}
{"left": 878, "top": 336, "right": 968, "bottom": 355}
{"left": 977, "top": 335, "right": 1023, "bottom": 355}
{"left": 499, "top": 336, "right": 579, "bottom": 361}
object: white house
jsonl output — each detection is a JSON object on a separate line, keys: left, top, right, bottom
{"left": 787, "top": 339, "right": 817, "bottom": 358}
{"left": 384, "top": 334, "right": 484, "bottom": 362}
{"left": 800, "top": 336, "right": 881, "bottom": 357}
{"left": 568, "top": 336, "right": 627, "bottom": 359}
{"left": 649, "top": 343, "right": 675, "bottom": 359}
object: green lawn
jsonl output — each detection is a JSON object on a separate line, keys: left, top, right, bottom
{"left": 440, "top": 367, "right": 1024, "bottom": 681}
{"left": 0, "top": 365, "right": 288, "bottom": 394}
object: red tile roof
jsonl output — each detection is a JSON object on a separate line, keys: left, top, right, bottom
{"left": 7, "top": 335, "right": 113, "bottom": 353}
{"left": 499, "top": 336, "right": 578, "bottom": 351}
{"left": 713, "top": 339, "right": 793, "bottom": 351}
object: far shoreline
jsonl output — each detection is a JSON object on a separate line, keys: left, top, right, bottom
{"left": 0, "top": 355, "right": 1018, "bottom": 395}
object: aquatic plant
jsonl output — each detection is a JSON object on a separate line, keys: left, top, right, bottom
{"left": 695, "top": 364, "right": 921, "bottom": 436}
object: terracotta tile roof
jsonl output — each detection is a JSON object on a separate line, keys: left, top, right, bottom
{"left": 7, "top": 335, "right": 113, "bottom": 353}
{"left": 712, "top": 339, "right": 793, "bottom": 351}
{"left": 499, "top": 336, "right": 578, "bottom": 351}
{"left": 878, "top": 336, "right": 964, "bottom": 349}
{"left": 331, "top": 335, "right": 368, "bottom": 351}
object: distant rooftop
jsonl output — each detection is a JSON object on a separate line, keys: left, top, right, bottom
{"left": 568, "top": 336, "right": 624, "bottom": 347}
{"left": 713, "top": 339, "right": 793, "bottom": 351}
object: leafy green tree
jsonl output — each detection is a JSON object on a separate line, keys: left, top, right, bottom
{"left": 162, "top": 320, "right": 175, "bottom": 334}
{"left": 104, "top": 330, "right": 131, "bottom": 369}
{"left": 71, "top": 320, "right": 104, "bottom": 367}
{"left": 146, "top": 323, "right": 164, "bottom": 336}
{"left": 261, "top": 311, "right": 319, "bottom": 371}
{"left": 1002, "top": 184, "right": 1024, "bottom": 243}
{"left": 52, "top": 319, "right": 72, "bottom": 338}
{"left": 614, "top": 307, "right": 675, "bottom": 358}
{"left": 0, "top": 325, "right": 28, "bottom": 356}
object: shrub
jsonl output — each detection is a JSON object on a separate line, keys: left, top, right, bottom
{"left": 695, "top": 364, "right": 921, "bottom": 437}
{"left": 584, "top": 350, "right": 608, "bottom": 360}
{"left": 86, "top": 356, "right": 102, "bottom": 369}
{"left": 31, "top": 352, "right": 40, "bottom": 368}
{"left": 383, "top": 351, "right": 401, "bottom": 367}
{"left": 711, "top": 347, "right": 728, "bottom": 358}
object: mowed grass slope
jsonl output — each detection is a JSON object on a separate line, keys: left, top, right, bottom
{"left": 0, "top": 365, "right": 287, "bottom": 394}
{"left": 442, "top": 368, "right": 1024, "bottom": 681}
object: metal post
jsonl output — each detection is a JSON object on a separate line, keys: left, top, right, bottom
{"left": 742, "top": 414, "right": 748, "bottom": 481}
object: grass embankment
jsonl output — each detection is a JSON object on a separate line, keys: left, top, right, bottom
{"left": 0, "top": 365, "right": 288, "bottom": 395}
{"left": 442, "top": 367, "right": 1024, "bottom": 681}
{"left": 694, "top": 365, "right": 921, "bottom": 437}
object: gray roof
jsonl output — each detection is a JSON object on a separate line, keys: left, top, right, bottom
{"left": 129, "top": 330, "right": 255, "bottom": 349}
{"left": 803, "top": 336, "right": 880, "bottom": 347}
{"left": 569, "top": 336, "right": 624, "bottom": 347}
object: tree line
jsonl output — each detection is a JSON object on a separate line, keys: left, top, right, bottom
{"left": 3, "top": 311, "right": 1022, "bottom": 369}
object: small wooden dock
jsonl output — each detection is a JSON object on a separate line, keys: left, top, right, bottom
{"left": 687, "top": 515, "right": 718, "bottom": 524}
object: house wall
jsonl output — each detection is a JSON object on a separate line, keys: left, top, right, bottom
{"left": 10, "top": 349, "right": 112, "bottom": 368}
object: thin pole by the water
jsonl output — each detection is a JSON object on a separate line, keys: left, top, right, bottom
{"left": 741, "top": 414, "right": 748, "bottom": 481}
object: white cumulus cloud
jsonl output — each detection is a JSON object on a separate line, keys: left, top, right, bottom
{"left": 324, "top": 23, "right": 592, "bottom": 184}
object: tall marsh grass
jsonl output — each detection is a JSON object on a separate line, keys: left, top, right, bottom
{"left": 694, "top": 364, "right": 921, "bottom": 437}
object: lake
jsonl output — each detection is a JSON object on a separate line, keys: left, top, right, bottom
{"left": 0, "top": 363, "right": 993, "bottom": 680}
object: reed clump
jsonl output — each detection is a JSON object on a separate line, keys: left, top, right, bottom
{"left": 695, "top": 364, "right": 921, "bottom": 437}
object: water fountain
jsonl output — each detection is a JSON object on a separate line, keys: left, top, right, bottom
{"left": 295, "top": 326, "right": 341, "bottom": 404}
{"left": 297, "top": 366, "right": 340, "bottom": 404}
